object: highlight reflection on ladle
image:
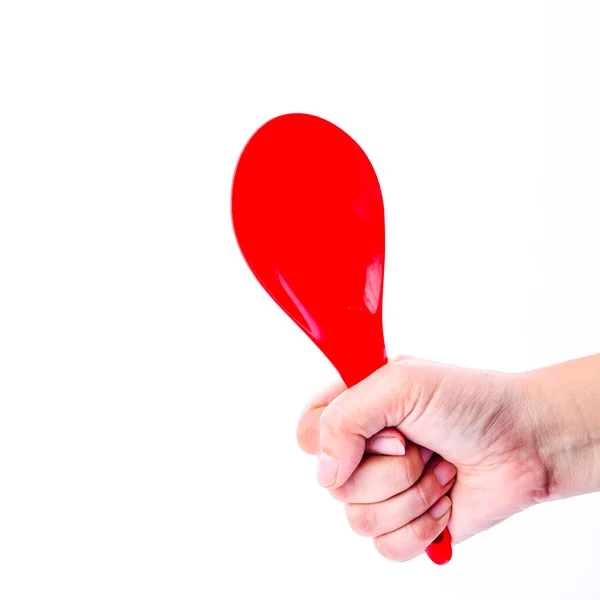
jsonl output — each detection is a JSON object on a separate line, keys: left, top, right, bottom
{"left": 276, "top": 270, "right": 324, "bottom": 341}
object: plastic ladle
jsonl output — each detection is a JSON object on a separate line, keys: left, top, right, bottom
{"left": 231, "top": 113, "right": 452, "bottom": 565}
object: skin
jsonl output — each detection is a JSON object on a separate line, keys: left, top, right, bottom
{"left": 296, "top": 354, "right": 600, "bottom": 562}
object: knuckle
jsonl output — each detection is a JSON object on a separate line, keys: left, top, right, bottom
{"left": 295, "top": 409, "right": 322, "bottom": 455}
{"left": 329, "top": 485, "right": 347, "bottom": 502}
{"left": 373, "top": 536, "right": 396, "bottom": 561}
{"left": 409, "top": 516, "right": 438, "bottom": 548}
{"left": 330, "top": 475, "right": 355, "bottom": 502}
{"left": 412, "top": 480, "right": 432, "bottom": 513}
{"left": 346, "top": 504, "right": 377, "bottom": 537}
{"left": 319, "top": 401, "right": 347, "bottom": 434}
{"left": 393, "top": 455, "right": 421, "bottom": 490}
{"left": 408, "top": 519, "right": 428, "bottom": 546}
{"left": 373, "top": 536, "right": 409, "bottom": 562}
{"left": 296, "top": 421, "right": 316, "bottom": 454}
{"left": 407, "top": 456, "right": 423, "bottom": 484}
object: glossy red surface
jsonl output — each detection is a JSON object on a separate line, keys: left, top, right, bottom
{"left": 232, "top": 113, "right": 452, "bottom": 564}
{"left": 232, "top": 114, "right": 386, "bottom": 386}
{"left": 426, "top": 528, "right": 453, "bottom": 565}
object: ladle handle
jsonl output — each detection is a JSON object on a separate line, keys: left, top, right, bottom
{"left": 341, "top": 355, "right": 453, "bottom": 565}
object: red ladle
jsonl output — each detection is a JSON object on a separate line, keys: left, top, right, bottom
{"left": 231, "top": 113, "right": 452, "bottom": 565}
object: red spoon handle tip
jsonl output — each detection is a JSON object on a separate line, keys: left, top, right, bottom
{"left": 425, "top": 527, "right": 452, "bottom": 565}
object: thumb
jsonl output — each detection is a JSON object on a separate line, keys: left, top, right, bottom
{"left": 316, "top": 360, "right": 441, "bottom": 489}
{"left": 296, "top": 380, "right": 347, "bottom": 455}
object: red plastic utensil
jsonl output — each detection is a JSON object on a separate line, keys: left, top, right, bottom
{"left": 231, "top": 113, "right": 452, "bottom": 565}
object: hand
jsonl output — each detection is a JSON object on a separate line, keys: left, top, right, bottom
{"left": 297, "top": 356, "right": 550, "bottom": 562}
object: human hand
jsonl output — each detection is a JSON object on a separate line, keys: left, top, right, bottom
{"left": 297, "top": 357, "right": 551, "bottom": 562}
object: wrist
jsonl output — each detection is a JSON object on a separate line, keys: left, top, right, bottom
{"left": 522, "top": 355, "right": 600, "bottom": 501}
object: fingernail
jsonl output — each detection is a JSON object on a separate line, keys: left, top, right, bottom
{"left": 429, "top": 496, "right": 451, "bottom": 520}
{"left": 419, "top": 446, "right": 434, "bottom": 464}
{"left": 434, "top": 461, "right": 457, "bottom": 486}
{"left": 370, "top": 437, "right": 405, "bottom": 456}
{"left": 317, "top": 453, "right": 338, "bottom": 487}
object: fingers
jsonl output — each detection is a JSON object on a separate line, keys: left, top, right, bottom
{"left": 373, "top": 496, "right": 452, "bottom": 562}
{"left": 330, "top": 442, "right": 424, "bottom": 504}
{"left": 297, "top": 380, "right": 346, "bottom": 455}
{"left": 301, "top": 370, "right": 454, "bottom": 563}
{"left": 343, "top": 456, "right": 456, "bottom": 537}
{"left": 318, "top": 361, "right": 442, "bottom": 489}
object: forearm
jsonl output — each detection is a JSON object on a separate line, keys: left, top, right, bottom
{"left": 524, "top": 354, "right": 600, "bottom": 501}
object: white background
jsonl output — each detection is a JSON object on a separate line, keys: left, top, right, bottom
{"left": 1, "top": 1, "right": 599, "bottom": 598}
